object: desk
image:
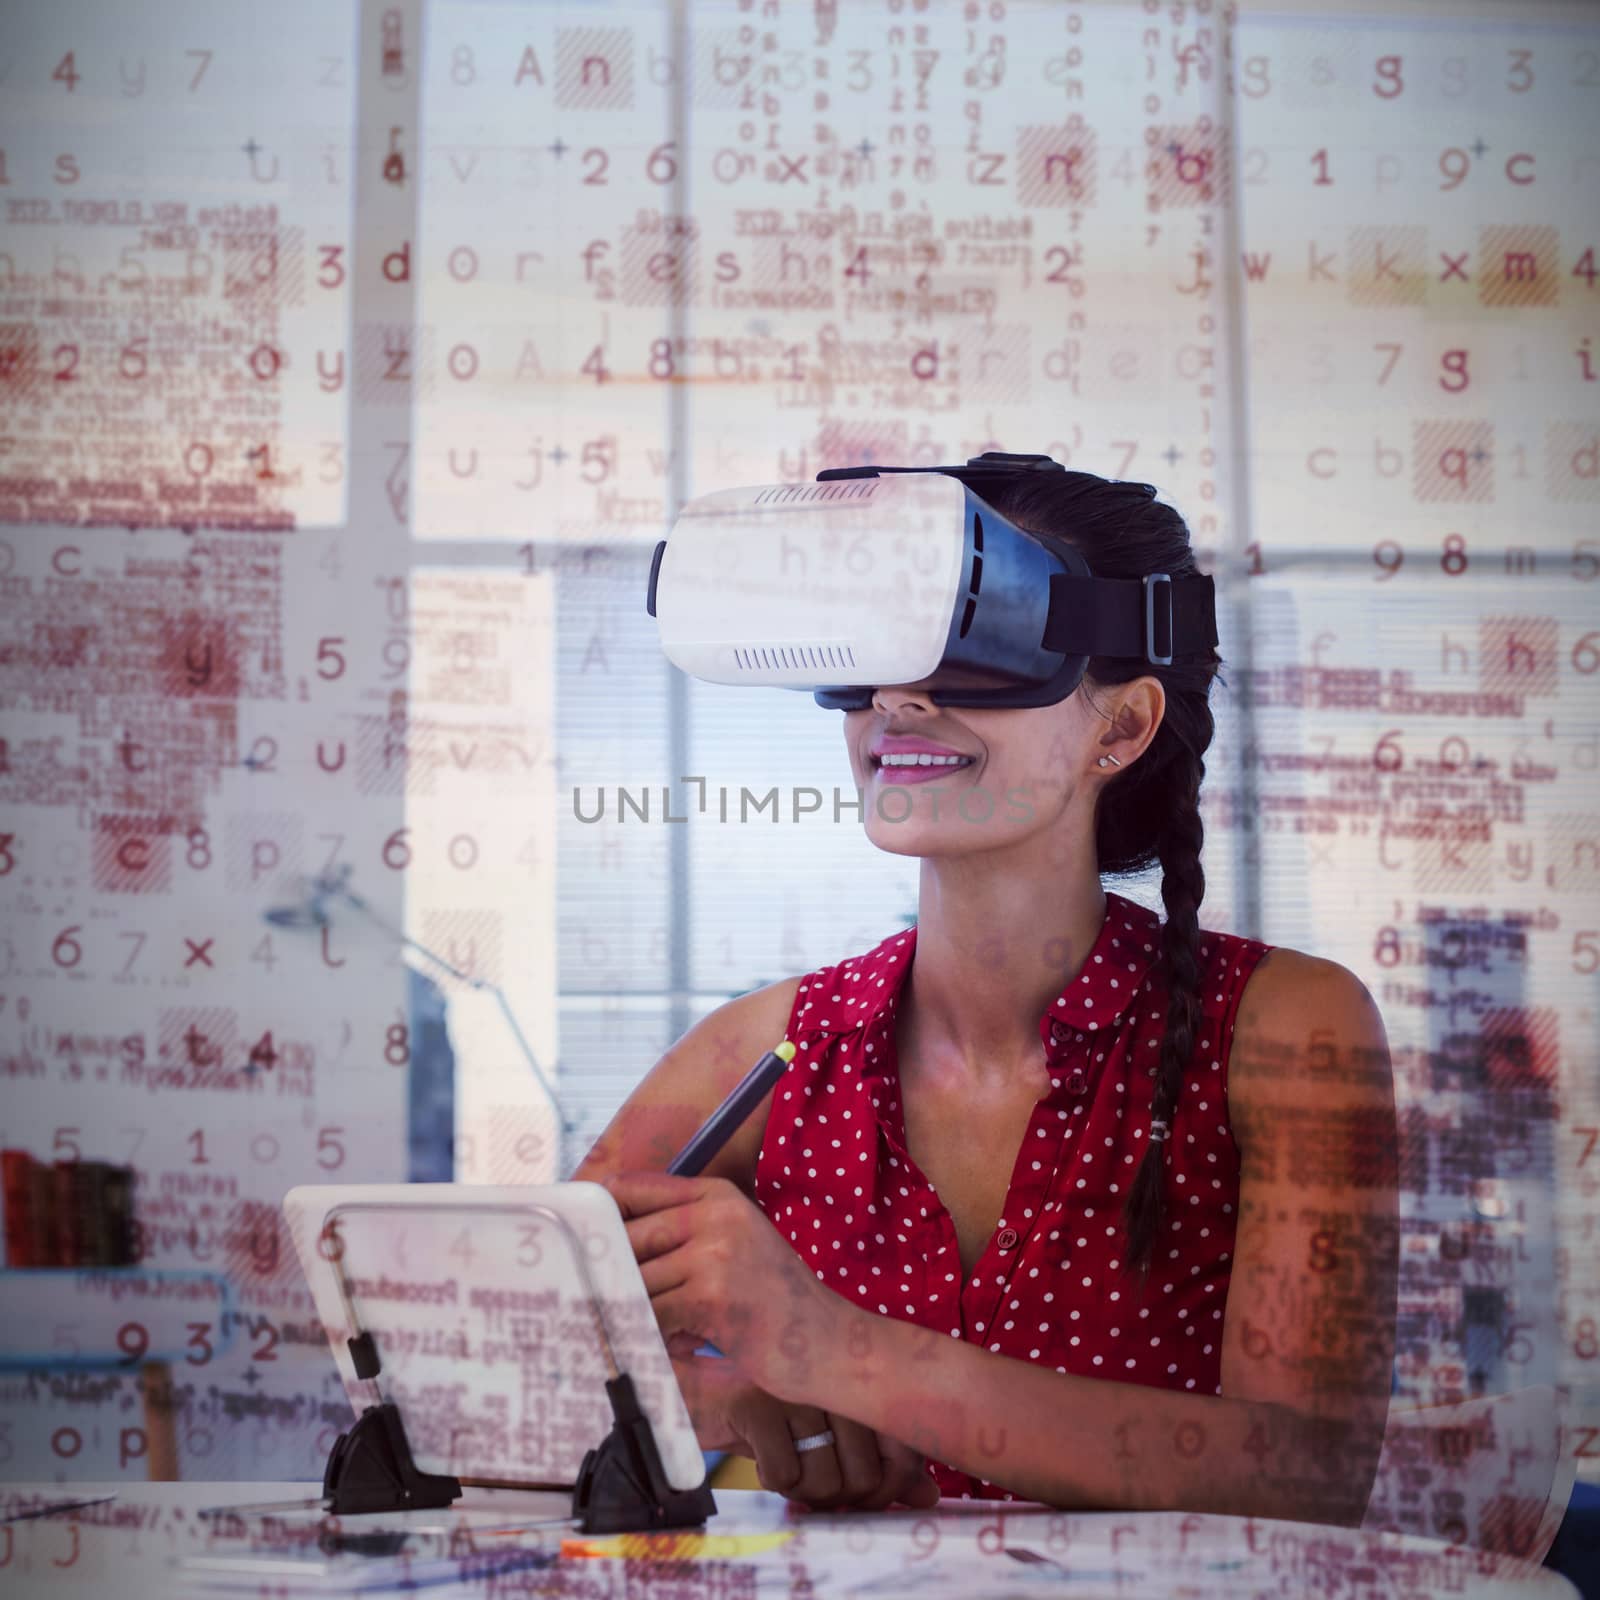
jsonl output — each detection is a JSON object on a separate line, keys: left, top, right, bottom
{"left": 0, "top": 1481, "right": 1580, "bottom": 1599}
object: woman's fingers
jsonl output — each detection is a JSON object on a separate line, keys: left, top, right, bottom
{"left": 784, "top": 1406, "right": 847, "bottom": 1505}
{"left": 884, "top": 1443, "right": 941, "bottom": 1508}
{"left": 724, "top": 1388, "right": 853, "bottom": 1508}
{"left": 668, "top": 1353, "right": 746, "bottom": 1454}
{"left": 624, "top": 1204, "right": 697, "bottom": 1264}
{"left": 636, "top": 1250, "right": 691, "bottom": 1300}
{"left": 787, "top": 1428, "right": 936, "bottom": 1512}
{"left": 710, "top": 1380, "right": 939, "bottom": 1512}
{"left": 816, "top": 1413, "right": 886, "bottom": 1506}
{"left": 599, "top": 1170, "right": 713, "bottom": 1221}
{"left": 726, "top": 1387, "right": 807, "bottom": 1494}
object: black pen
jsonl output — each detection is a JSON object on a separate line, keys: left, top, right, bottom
{"left": 1, "top": 1494, "right": 117, "bottom": 1524}
{"left": 666, "top": 1040, "right": 797, "bottom": 1177}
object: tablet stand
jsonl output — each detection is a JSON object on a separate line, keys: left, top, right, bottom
{"left": 319, "top": 1373, "right": 715, "bottom": 1531}
{"left": 311, "top": 1208, "right": 716, "bottom": 1531}
{"left": 323, "top": 1331, "right": 463, "bottom": 1516}
{"left": 572, "top": 1372, "right": 718, "bottom": 1533}
{"left": 322, "top": 1402, "right": 462, "bottom": 1514}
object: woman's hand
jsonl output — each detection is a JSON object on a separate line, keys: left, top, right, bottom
{"left": 671, "top": 1351, "right": 939, "bottom": 1511}
{"left": 599, "top": 1170, "right": 860, "bottom": 1409}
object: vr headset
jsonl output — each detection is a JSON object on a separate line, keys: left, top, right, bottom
{"left": 645, "top": 452, "right": 1217, "bottom": 710}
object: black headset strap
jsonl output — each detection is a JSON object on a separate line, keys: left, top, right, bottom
{"left": 1043, "top": 572, "right": 1216, "bottom": 664}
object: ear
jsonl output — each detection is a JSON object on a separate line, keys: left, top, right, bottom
{"left": 1111, "top": 677, "right": 1165, "bottom": 762}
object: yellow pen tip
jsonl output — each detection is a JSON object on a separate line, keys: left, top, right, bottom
{"left": 775, "top": 1040, "right": 797, "bottom": 1062}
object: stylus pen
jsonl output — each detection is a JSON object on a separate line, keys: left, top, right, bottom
{"left": 666, "top": 1039, "right": 797, "bottom": 1177}
{"left": 1, "top": 1494, "right": 117, "bottom": 1524}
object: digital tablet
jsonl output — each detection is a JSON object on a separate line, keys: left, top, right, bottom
{"left": 282, "top": 1183, "right": 706, "bottom": 1494}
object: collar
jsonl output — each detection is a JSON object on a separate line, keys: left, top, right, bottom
{"left": 789, "top": 891, "right": 1164, "bottom": 1064}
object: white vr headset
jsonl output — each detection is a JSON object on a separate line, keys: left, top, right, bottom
{"left": 645, "top": 452, "right": 1218, "bottom": 710}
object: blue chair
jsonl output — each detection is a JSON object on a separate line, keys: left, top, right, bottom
{"left": 1545, "top": 1479, "right": 1600, "bottom": 1599}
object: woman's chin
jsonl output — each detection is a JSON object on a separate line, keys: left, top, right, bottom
{"left": 863, "top": 809, "right": 1010, "bottom": 854}
{"left": 862, "top": 825, "right": 1012, "bottom": 861}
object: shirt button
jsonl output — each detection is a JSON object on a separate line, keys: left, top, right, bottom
{"left": 1049, "top": 1021, "right": 1072, "bottom": 1044}
{"left": 996, "top": 1227, "right": 1019, "bottom": 1250}
{"left": 1065, "top": 1068, "right": 1088, "bottom": 1095}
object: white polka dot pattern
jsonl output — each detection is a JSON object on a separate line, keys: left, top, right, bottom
{"left": 751, "top": 890, "right": 1275, "bottom": 1502}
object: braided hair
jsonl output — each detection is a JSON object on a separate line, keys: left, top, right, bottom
{"left": 971, "top": 469, "right": 1225, "bottom": 1279}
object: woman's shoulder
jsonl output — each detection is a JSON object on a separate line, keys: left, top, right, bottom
{"left": 1176, "top": 909, "right": 1391, "bottom": 1106}
{"left": 1191, "top": 906, "right": 1380, "bottom": 1038}
{"left": 1221, "top": 940, "right": 1392, "bottom": 1106}
{"left": 1168, "top": 911, "right": 1277, "bottom": 1034}
{"left": 1225, "top": 938, "right": 1376, "bottom": 1016}
{"left": 1191, "top": 910, "right": 1275, "bottom": 965}
{"left": 782, "top": 924, "right": 917, "bottom": 1035}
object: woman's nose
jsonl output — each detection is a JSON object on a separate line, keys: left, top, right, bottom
{"left": 872, "top": 682, "right": 936, "bottom": 711}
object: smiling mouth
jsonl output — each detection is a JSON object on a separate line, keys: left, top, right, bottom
{"left": 870, "top": 753, "right": 978, "bottom": 772}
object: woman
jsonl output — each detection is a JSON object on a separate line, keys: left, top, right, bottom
{"left": 575, "top": 465, "right": 1399, "bottom": 1520}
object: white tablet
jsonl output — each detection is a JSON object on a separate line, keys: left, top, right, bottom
{"left": 282, "top": 1183, "right": 706, "bottom": 1494}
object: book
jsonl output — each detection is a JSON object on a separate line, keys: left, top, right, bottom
{"left": 27, "top": 1157, "right": 58, "bottom": 1266}
{"left": 52, "top": 1161, "right": 79, "bottom": 1267}
{"left": 102, "top": 1165, "right": 135, "bottom": 1266}
{"left": 1, "top": 1149, "right": 35, "bottom": 1267}
{"left": 73, "top": 1161, "right": 109, "bottom": 1266}
{"left": 0, "top": 1151, "right": 137, "bottom": 1268}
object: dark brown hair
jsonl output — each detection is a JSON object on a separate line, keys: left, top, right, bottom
{"left": 972, "top": 468, "right": 1225, "bottom": 1278}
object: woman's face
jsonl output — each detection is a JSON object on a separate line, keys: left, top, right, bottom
{"left": 842, "top": 669, "right": 1114, "bottom": 860}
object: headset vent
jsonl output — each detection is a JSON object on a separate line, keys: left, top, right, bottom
{"left": 732, "top": 643, "right": 858, "bottom": 672}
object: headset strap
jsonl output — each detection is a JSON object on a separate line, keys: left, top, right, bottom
{"left": 1043, "top": 571, "right": 1215, "bottom": 667}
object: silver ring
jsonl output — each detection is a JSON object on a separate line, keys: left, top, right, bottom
{"left": 793, "top": 1429, "right": 835, "bottom": 1453}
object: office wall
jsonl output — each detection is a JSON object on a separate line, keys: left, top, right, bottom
{"left": 0, "top": 0, "right": 1596, "bottom": 1501}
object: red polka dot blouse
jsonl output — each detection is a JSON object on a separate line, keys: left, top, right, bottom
{"left": 752, "top": 890, "right": 1275, "bottom": 1501}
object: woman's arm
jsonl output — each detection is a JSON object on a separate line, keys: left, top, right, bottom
{"left": 570, "top": 975, "right": 802, "bottom": 1192}
{"left": 797, "top": 954, "right": 1399, "bottom": 1523}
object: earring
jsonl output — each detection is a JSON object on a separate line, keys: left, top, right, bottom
{"left": 1096, "top": 754, "right": 1122, "bottom": 769}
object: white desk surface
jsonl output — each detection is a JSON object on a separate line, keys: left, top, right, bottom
{"left": 0, "top": 1480, "right": 1579, "bottom": 1599}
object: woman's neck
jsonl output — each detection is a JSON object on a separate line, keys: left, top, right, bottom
{"left": 900, "top": 846, "right": 1109, "bottom": 1094}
